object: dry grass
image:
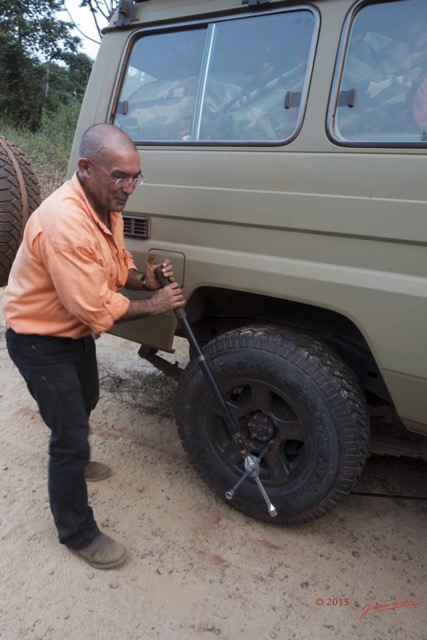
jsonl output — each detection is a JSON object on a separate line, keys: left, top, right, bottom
{"left": 32, "top": 157, "right": 69, "bottom": 200}
{"left": 0, "top": 100, "right": 80, "bottom": 199}
{"left": 7, "top": 135, "right": 71, "bottom": 200}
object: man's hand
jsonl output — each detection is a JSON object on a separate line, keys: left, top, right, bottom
{"left": 144, "top": 252, "right": 175, "bottom": 290}
{"left": 145, "top": 281, "right": 185, "bottom": 315}
{"left": 116, "top": 278, "right": 185, "bottom": 324}
{"left": 117, "top": 252, "right": 184, "bottom": 324}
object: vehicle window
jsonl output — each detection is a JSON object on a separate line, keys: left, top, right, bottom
{"left": 113, "top": 29, "right": 207, "bottom": 142}
{"left": 113, "top": 10, "right": 317, "bottom": 144}
{"left": 332, "top": 0, "right": 427, "bottom": 144}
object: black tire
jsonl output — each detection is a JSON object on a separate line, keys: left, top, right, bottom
{"left": 176, "top": 325, "right": 370, "bottom": 524}
{"left": 0, "top": 137, "right": 41, "bottom": 286}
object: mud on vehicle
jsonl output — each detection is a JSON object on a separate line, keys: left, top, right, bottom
{"left": 69, "top": 0, "right": 427, "bottom": 524}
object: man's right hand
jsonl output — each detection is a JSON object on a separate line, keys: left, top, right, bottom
{"left": 116, "top": 281, "right": 185, "bottom": 324}
{"left": 145, "top": 281, "right": 185, "bottom": 315}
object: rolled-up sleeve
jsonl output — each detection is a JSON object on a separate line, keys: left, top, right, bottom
{"left": 47, "top": 244, "right": 131, "bottom": 334}
{"left": 125, "top": 248, "right": 136, "bottom": 271}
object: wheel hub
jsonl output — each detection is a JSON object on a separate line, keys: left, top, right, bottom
{"left": 247, "top": 411, "right": 275, "bottom": 442}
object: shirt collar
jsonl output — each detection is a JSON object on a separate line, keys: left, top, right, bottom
{"left": 70, "top": 171, "right": 121, "bottom": 235}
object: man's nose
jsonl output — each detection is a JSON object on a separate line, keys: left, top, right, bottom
{"left": 121, "top": 181, "right": 137, "bottom": 194}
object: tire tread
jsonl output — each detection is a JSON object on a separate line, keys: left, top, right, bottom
{"left": 177, "top": 324, "right": 370, "bottom": 524}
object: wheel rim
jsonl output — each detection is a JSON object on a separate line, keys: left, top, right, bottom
{"left": 205, "top": 376, "right": 318, "bottom": 489}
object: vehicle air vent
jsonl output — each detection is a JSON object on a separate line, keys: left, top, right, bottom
{"left": 123, "top": 215, "right": 151, "bottom": 239}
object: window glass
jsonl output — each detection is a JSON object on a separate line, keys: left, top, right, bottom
{"left": 114, "top": 29, "right": 207, "bottom": 141}
{"left": 199, "top": 12, "right": 315, "bottom": 142}
{"left": 113, "top": 10, "right": 316, "bottom": 144}
{"left": 333, "top": 0, "right": 427, "bottom": 144}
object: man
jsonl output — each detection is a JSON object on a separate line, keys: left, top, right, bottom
{"left": 2, "top": 123, "right": 185, "bottom": 570}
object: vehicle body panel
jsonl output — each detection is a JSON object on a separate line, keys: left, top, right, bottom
{"left": 69, "top": 0, "right": 427, "bottom": 433}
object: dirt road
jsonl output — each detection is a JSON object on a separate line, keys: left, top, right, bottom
{"left": 0, "top": 287, "right": 425, "bottom": 640}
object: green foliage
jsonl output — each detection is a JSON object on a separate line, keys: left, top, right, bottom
{"left": 0, "top": 0, "right": 80, "bottom": 60}
{"left": 0, "top": 39, "right": 44, "bottom": 131}
{"left": 0, "top": 100, "right": 82, "bottom": 198}
{"left": 0, "top": 2, "right": 94, "bottom": 191}
{"left": 60, "top": 53, "right": 94, "bottom": 100}
{"left": 0, "top": 1, "right": 92, "bottom": 131}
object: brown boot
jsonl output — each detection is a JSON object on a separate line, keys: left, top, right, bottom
{"left": 84, "top": 461, "right": 112, "bottom": 482}
{"left": 68, "top": 533, "right": 127, "bottom": 569}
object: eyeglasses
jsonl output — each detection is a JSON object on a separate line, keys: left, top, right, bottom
{"left": 86, "top": 158, "right": 145, "bottom": 187}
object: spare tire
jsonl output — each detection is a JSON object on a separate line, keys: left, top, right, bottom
{"left": 0, "top": 137, "right": 41, "bottom": 286}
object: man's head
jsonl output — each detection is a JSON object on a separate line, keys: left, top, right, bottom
{"left": 77, "top": 124, "right": 142, "bottom": 216}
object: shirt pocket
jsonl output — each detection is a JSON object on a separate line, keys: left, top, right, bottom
{"left": 104, "top": 255, "right": 119, "bottom": 288}
{"left": 97, "top": 235, "right": 120, "bottom": 288}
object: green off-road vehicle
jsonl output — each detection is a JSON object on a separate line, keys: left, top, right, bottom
{"left": 68, "top": 0, "right": 427, "bottom": 523}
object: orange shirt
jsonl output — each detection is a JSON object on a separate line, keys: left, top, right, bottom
{"left": 3, "top": 173, "right": 134, "bottom": 338}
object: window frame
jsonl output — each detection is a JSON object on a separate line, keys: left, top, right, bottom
{"left": 109, "top": 5, "right": 320, "bottom": 147}
{"left": 327, "top": 0, "right": 427, "bottom": 149}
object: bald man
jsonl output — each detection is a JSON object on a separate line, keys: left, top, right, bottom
{"left": 3, "top": 124, "right": 185, "bottom": 569}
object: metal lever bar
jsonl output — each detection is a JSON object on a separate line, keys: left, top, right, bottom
{"left": 154, "top": 266, "right": 278, "bottom": 517}
{"left": 254, "top": 476, "right": 278, "bottom": 517}
{"left": 226, "top": 442, "right": 277, "bottom": 517}
{"left": 155, "top": 267, "right": 248, "bottom": 455}
{"left": 226, "top": 441, "right": 271, "bottom": 500}
{"left": 226, "top": 455, "right": 257, "bottom": 501}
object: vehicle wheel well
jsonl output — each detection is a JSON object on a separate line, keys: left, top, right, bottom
{"left": 182, "top": 286, "right": 391, "bottom": 403}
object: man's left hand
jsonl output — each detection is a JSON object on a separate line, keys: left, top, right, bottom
{"left": 144, "top": 252, "right": 175, "bottom": 290}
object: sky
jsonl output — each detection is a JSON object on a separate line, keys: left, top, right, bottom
{"left": 57, "top": 0, "right": 111, "bottom": 59}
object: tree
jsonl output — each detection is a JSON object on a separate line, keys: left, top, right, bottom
{"left": 71, "top": 1, "right": 117, "bottom": 43}
{"left": 0, "top": 36, "right": 44, "bottom": 131}
{"left": 0, "top": 1, "right": 90, "bottom": 131}
{"left": 0, "top": 0, "right": 80, "bottom": 61}
{"left": 42, "top": 54, "right": 93, "bottom": 114}
{"left": 61, "top": 53, "right": 94, "bottom": 101}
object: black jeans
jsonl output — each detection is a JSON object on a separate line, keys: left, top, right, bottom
{"left": 6, "top": 328, "right": 101, "bottom": 548}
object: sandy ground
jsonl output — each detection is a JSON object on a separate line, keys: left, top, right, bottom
{"left": 0, "top": 286, "right": 426, "bottom": 640}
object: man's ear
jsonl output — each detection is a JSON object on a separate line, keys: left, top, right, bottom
{"left": 77, "top": 158, "right": 91, "bottom": 176}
